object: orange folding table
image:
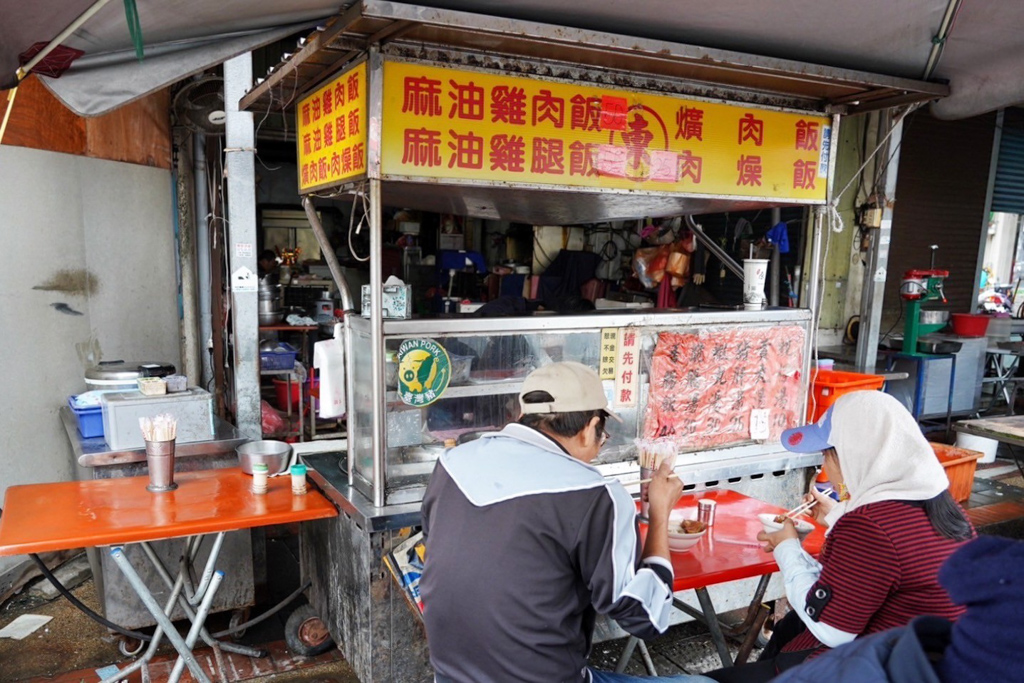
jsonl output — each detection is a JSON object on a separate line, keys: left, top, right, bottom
{"left": 620, "top": 489, "right": 826, "bottom": 672}
{"left": 0, "top": 468, "right": 337, "bottom": 683}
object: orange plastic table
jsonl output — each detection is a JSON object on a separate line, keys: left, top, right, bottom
{"left": 622, "top": 489, "right": 825, "bottom": 671}
{"left": 0, "top": 468, "right": 337, "bottom": 683}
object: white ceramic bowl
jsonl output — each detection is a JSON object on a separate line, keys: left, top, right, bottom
{"left": 667, "top": 512, "right": 708, "bottom": 552}
{"left": 758, "top": 512, "right": 814, "bottom": 541}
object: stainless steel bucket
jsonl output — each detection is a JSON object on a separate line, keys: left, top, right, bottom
{"left": 145, "top": 439, "right": 178, "bottom": 492}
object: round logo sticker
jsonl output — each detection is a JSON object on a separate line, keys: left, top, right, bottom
{"left": 396, "top": 339, "right": 451, "bottom": 407}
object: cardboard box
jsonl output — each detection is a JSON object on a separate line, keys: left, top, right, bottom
{"left": 361, "top": 283, "right": 412, "bottom": 319}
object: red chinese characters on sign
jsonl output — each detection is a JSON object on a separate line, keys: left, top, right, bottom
{"left": 491, "top": 86, "right": 527, "bottom": 125}
{"left": 301, "top": 103, "right": 311, "bottom": 127}
{"left": 531, "top": 138, "right": 565, "bottom": 174}
{"left": 737, "top": 154, "right": 762, "bottom": 186}
{"left": 621, "top": 112, "right": 654, "bottom": 172}
{"left": 533, "top": 90, "right": 565, "bottom": 128}
{"left": 571, "top": 95, "right": 602, "bottom": 132}
{"left": 348, "top": 109, "right": 361, "bottom": 137}
{"left": 793, "top": 160, "right": 817, "bottom": 189}
{"left": 347, "top": 73, "right": 360, "bottom": 101}
{"left": 738, "top": 113, "right": 764, "bottom": 146}
{"left": 322, "top": 90, "right": 333, "bottom": 117}
{"left": 569, "top": 141, "right": 600, "bottom": 177}
{"left": 449, "top": 80, "right": 484, "bottom": 120}
{"left": 403, "top": 128, "right": 443, "bottom": 167}
{"left": 675, "top": 106, "right": 704, "bottom": 141}
{"left": 643, "top": 326, "right": 805, "bottom": 449}
{"left": 311, "top": 98, "right": 321, "bottom": 122}
{"left": 448, "top": 130, "right": 484, "bottom": 169}
{"left": 615, "top": 329, "right": 640, "bottom": 407}
{"left": 403, "top": 76, "right": 443, "bottom": 117}
{"left": 795, "top": 120, "right": 820, "bottom": 151}
{"left": 490, "top": 135, "right": 527, "bottom": 172}
{"left": 678, "top": 151, "right": 702, "bottom": 184}
{"left": 333, "top": 81, "right": 346, "bottom": 109}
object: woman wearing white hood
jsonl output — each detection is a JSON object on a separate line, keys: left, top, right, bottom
{"left": 705, "top": 391, "right": 974, "bottom": 683}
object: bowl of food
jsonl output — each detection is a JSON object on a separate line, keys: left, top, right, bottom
{"left": 236, "top": 440, "right": 292, "bottom": 475}
{"left": 667, "top": 514, "right": 708, "bottom": 552}
{"left": 758, "top": 513, "right": 814, "bottom": 541}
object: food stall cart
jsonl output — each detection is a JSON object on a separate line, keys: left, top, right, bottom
{"left": 238, "top": 2, "right": 945, "bottom": 679}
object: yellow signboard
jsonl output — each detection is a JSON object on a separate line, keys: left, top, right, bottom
{"left": 296, "top": 62, "right": 368, "bottom": 193}
{"left": 381, "top": 62, "right": 829, "bottom": 200}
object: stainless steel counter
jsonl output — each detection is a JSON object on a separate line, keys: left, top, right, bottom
{"left": 61, "top": 404, "right": 249, "bottom": 467}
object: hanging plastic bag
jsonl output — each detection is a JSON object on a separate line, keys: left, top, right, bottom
{"left": 313, "top": 322, "right": 347, "bottom": 419}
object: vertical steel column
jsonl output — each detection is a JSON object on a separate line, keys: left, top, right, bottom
{"left": 224, "top": 53, "right": 261, "bottom": 439}
{"left": 770, "top": 207, "right": 781, "bottom": 306}
{"left": 855, "top": 112, "right": 904, "bottom": 371}
{"left": 367, "top": 46, "right": 386, "bottom": 507}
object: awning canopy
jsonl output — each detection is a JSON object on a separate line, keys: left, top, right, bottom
{"left": 2, "top": 0, "right": 1022, "bottom": 119}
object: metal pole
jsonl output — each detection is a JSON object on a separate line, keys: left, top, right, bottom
{"left": 368, "top": 45, "right": 386, "bottom": 507}
{"left": 855, "top": 112, "right": 905, "bottom": 370}
{"left": 195, "top": 133, "right": 213, "bottom": 388}
{"left": 109, "top": 548, "right": 211, "bottom": 683}
{"left": 770, "top": 207, "right": 782, "bottom": 306}
{"left": 224, "top": 53, "right": 262, "bottom": 439}
{"left": 169, "top": 572, "right": 225, "bottom": 683}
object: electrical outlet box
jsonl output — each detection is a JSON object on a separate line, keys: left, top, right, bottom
{"left": 862, "top": 207, "right": 883, "bottom": 229}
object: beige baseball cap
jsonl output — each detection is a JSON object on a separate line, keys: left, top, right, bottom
{"left": 519, "top": 361, "right": 622, "bottom": 422}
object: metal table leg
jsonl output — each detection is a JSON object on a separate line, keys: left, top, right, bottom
{"left": 694, "top": 588, "right": 733, "bottom": 667}
{"left": 139, "top": 537, "right": 263, "bottom": 658}
{"left": 614, "top": 636, "right": 639, "bottom": 673}
{"left": 108, "top": 547, "right": 212, "bottom": 683}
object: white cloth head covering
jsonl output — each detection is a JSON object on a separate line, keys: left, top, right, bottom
{"left": 823, "top": 391, "right": 949, "bottom": 527}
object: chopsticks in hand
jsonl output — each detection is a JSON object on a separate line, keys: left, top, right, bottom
{"left": 781, "top": 488, "right": 833, "bottom": 520}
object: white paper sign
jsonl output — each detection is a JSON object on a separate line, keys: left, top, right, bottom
{"left": 231, "top": 266, "right": 258, "bottom": 292}
{"left": 235, "top": 242, "right": 253, "bottom": 258}
{"left": 750, "top": 409, "right": 770, "bottom": 440}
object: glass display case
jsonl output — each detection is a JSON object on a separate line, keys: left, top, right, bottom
{"left": 346, "top": 307, "right": 812, "bottom": 507}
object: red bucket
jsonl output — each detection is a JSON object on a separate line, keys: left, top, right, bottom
{"left": 272, "top": 377, "right": 319, "bottom": 411}
{"left": 950, "top": 313, "right": 990, "bottom": 337}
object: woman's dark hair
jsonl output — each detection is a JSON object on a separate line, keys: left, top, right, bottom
{"left": 923, "top": 490, "right": 973, "bottom": 541}
{"left": 518, "top": 390, "right": 605, "bottom": 438}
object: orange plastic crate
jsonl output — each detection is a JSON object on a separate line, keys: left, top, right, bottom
{"left": 930, "top": 443, "right": 983, "bottom": 503}
{"left": 807, "top": 369, "right": 886, "bottom": 422}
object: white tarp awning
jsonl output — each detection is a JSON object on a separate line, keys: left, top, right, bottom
{"left": 2, "top": 0, "right": 1023, "bottom": 119}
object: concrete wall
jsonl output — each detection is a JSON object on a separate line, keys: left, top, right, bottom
{"left": 0, "top": 145, "right": 180, "bottom": 575}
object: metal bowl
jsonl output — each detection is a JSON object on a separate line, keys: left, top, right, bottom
{"left": 258, "top": 311, "right": 285, "bottom": 325}
{"left": 236, "top": 440, "right": 292, "bottom": 475}
{"left": 919, "top": 309, "right": 950, "bottom": 324}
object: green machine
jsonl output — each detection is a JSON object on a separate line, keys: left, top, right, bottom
{"left": 899, "top": 268, "right": 948, "bottom": 355}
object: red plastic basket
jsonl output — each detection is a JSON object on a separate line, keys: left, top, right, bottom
{"left": 807, "top": 369, "right": 886, "bottom": 422}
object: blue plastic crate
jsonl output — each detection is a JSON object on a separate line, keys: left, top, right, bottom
{"left": 260, "top": 342, "right": 298, "bottom": 371}
{"left": 68, "top": 396, "right": 104, "bottom": 438}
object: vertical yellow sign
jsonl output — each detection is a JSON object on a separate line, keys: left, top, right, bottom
{"left": 599, "top": 328, "right": 618, "bottom": 380}
{"left": 296, "top": 62, "right": 368, "bottom": 193}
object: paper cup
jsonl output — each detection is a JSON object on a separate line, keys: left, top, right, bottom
{"left": 743, "top": 259, "right": 769, "bottom": 309}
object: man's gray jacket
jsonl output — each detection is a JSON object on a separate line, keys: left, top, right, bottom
{"left": 421, "top": 423, "right": 675, "bottom": 683}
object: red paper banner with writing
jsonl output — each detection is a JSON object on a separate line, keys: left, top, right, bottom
{"left": 643, "top": 326, "right": 806, "bottom": 451}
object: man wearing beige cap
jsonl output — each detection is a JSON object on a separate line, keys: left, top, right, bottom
{"left": 421, "top": 362, "right": 710, "bottom": 683}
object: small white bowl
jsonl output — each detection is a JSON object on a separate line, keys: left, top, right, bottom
{"left": 667, "top": 513, "right": 708, "bottom": 552}
{"left": 758, "top": 513, "right": 814, "bottom": 541}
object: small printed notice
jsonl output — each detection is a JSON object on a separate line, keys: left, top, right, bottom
{"left": 599, "top": 328, "right": 618, "bottom": 380}
{"left": 231, "top": 266, "right": 257, "bottom": 292}
{"left": 235, "top": 242, "right": 253, "bottom": 258}
{"left": 750, "top": 409, "right": 770, "bottom": 440}
{"left": 613, "top": 328, "right": 640, "bottom": 407}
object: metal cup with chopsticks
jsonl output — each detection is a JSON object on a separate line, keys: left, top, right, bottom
{"left": 635, "top": 439, "right": 677, "bottom": 520}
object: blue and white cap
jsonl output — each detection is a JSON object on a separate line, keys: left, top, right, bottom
{"left": 780, "top": 405, "right": 835, "bottom": 453}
